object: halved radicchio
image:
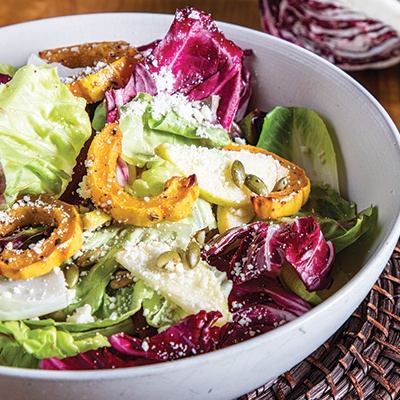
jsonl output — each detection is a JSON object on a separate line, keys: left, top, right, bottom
{"left": 259, "top": 0, "right": 400, "bottom": 70}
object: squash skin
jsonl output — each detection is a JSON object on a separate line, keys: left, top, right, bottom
{"left": 0, "top": 194, "right": 83, "bottom": 280}
{"left": 222, "top": 143, "right": 310, "bottom": 219}
{"left": 86, "top": 123, "right": 200, "bottom": 227}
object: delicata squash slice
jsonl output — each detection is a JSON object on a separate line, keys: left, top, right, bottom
{"left": 67, "top": 55, "right": 139, "bottom": 103}
{"left": 223, "top": 143, "right": 311, "bottom": 219}
{"left": 86, "top": 123, "right": 200, "bottom": 227}
{"left": 0, "top": 194, "right": 83, "bottom": 280}
{"left": 39, "top": 41, "right": 143, "bottom": 103}
{"left": 38, "top": 40, "right": 140, "bottom": 68}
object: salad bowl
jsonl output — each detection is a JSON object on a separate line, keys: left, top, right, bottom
{"left": 1, "top": 11, "right": 400, "bottom": 400}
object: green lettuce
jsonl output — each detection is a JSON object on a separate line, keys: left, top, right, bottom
{"left": 257, "top": 106, "right": 339, "bottom": 192}
{"left": 0, "top": 320, "right": 109, "bottom": 368}
{"left": 125, "top": 158, "right": 182, "bottom": 198}
{"left": 299, "top": 182, "right": 377, "bottom": 253}
{"left": 0, "top": 63, "right": 17, "bottom": 77}
{"left": 119, "top": 93, "right": 231, "bottom": 164}
{"left": 0, "top": 64, "right": 91, "bottom": 207}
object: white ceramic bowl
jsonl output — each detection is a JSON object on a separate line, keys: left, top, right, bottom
{"left": 1, "top": 12, "right": 400, "bottom": 400}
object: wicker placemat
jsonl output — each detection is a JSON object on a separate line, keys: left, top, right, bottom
{"left": 240, "top": 241, "right": 400, "bottom": 400}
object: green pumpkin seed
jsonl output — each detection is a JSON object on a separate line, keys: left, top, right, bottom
{"left": 231, "top": 159, "right": 246, "bottom": 188}
{"left": 185, "top": 241, "right": 201, "bottom": 269}
{"left": 109, "top": 270, "right": 133, "bottom": 290}
{"left": 63, "top": 263, "right": 80, "bottom": 289}
{"left": 244, "top": 174, "right": 269, "bottom": 196}
{"left": 273, "top": 176, "right": 289, "bottom": 191}
{"left": 75, "top": 247, "right": 102, "bottom": 268}
{"left": 156, "top": 250, "right": 181, "bottom": 270}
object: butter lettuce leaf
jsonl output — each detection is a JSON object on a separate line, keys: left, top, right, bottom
{"left": 0, "top": 320, "right": 109, "bottom": 367}
{"left": 119, "top": 93, "right": 231, "bottom": 164}
{"left": 0, "top": 63, "right": 17, "bottom": 78}
{"left": 257, "top": 106, "right": 339, "bottom": 192}
{"left": 0, "top": 64, "right": 91, "bottom": 207}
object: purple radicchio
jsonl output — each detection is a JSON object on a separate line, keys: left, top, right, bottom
{"left": 259, "top": 0, "right": 400, "bottom": 70}
{"left": 219, "top": 275, "right": 312, "bottom": 348}
{"left": 202, "top": 216, "right": 335, "bottom": 292}
{"left": 0, "top": 74, "right": 12, "bottom": 84}
{"left": 40, "top": 310, "right": 221, "bottom": 370}
{"left": 144, "top": 7, "right": 251, "bottom": 129}
{"left": 106, "top": 7, "right": 252, "bottom": 129}
{"left": 105, "top": 62, "right": 157, "bottom": 123}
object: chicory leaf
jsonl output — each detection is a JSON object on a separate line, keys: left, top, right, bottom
{"left": 203, "top": 217, "right": 335, "bottom": 291}
{"left": 40, "top": 310, "right": 221, "bottom": 370}
{"left": 106, "top": 62, "right": 157, "bottom": 124}
{"left": 144, "top": 7, "right": 251, "bottom": 130}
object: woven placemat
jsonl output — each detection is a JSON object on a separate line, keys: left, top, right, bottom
{"left": 239, "top": 241, "right": 400, "bottom": 400}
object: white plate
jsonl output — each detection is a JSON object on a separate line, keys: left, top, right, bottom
{"left": 1, "top": 12, "right": 400, "bottom": 400}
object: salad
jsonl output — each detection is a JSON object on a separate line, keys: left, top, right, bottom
{"left": 0, "top": 7, "right": 375, "bottom": 370}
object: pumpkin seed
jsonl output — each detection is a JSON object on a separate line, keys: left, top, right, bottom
{"left": 244, "top": 174, "right": 269, "bottom": 196}
{"left": 109, "top": 270, "right": 133, "bottom": 290}
{"left": 75, "top": 247, "right": 102, "bottom": 268}
{"left": 185, "top": 241, "right": 201, "bottom": 269}
{"left": 273, "top": 176, "right": 289, "bottom": 191}
{"left": 63, "top": 263, "right": 80, "bottom": 289}
{"left": 231, "top": 159, "right": 246, "bottom": 188}
{"left": 156, "top": 250, "right": 181, "bottom": 270}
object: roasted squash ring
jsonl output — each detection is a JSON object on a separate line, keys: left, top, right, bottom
{"left": 0, "top": 194, "right": 83, "bottom": 280}
{"left": 222, "top": 143, "right": 311, "bottom": 220}
{"left": 86, "top": 123, "right": 200, "bottom": 227}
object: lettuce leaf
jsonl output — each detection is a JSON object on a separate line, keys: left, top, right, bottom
{"left": 0, "top": 63, "right": 17, "bottom": 80}
{"left": 299, "top": 182, "right": 377, "bottom": 253}
{"left": 257, "top": 106, "right": 339, "bottom": 192}
{"left": 119, "top": 93, "right": 231, "bottom": 165}
{"left": 0, "top": 64, "right": 91, "bottom": 207}
{"left": 0, "top": 320, "right": 109, "bottom": 367}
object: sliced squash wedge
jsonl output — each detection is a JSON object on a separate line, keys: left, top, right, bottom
{"left": 86, "top": 123, "right": 199, "bottom": 227}
{"left": 223, "top": 143, "right": 311, "bottom": 220}
{"left": 38, "top": 40, "right": 140, "bottom": 68}
{"left": 67, "top": 55, "right": 139, "bottom": 103}
{"left": 0, "top": 194, "right": 83, "bottom": 280}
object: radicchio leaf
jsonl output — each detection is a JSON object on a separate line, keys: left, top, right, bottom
{"left": 219, "top": 275, "right": 312, "bottom": 348}
{"left": 109, "top": 310, "right": 221, "bottom": 361}
{"left": 40, "top": 310, "right": 221, "bottom": 370}
{"left": 202, "top": 216, "right": 335, "bottom": 291}
{"left": 144, "top": 7, "right": 251, "bottom": 129}
{"left": 259, "top": 0, "right": 400, "bottom": 70}
{"left": 0, "top": 73, "right": 11, "bottom": 84}
{"left": 105, "top": 62, "right": 157, "bottom": 123}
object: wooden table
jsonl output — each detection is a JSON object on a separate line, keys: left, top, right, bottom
{"left": 1, "top": 0, "right": 399, "bottom": 129}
